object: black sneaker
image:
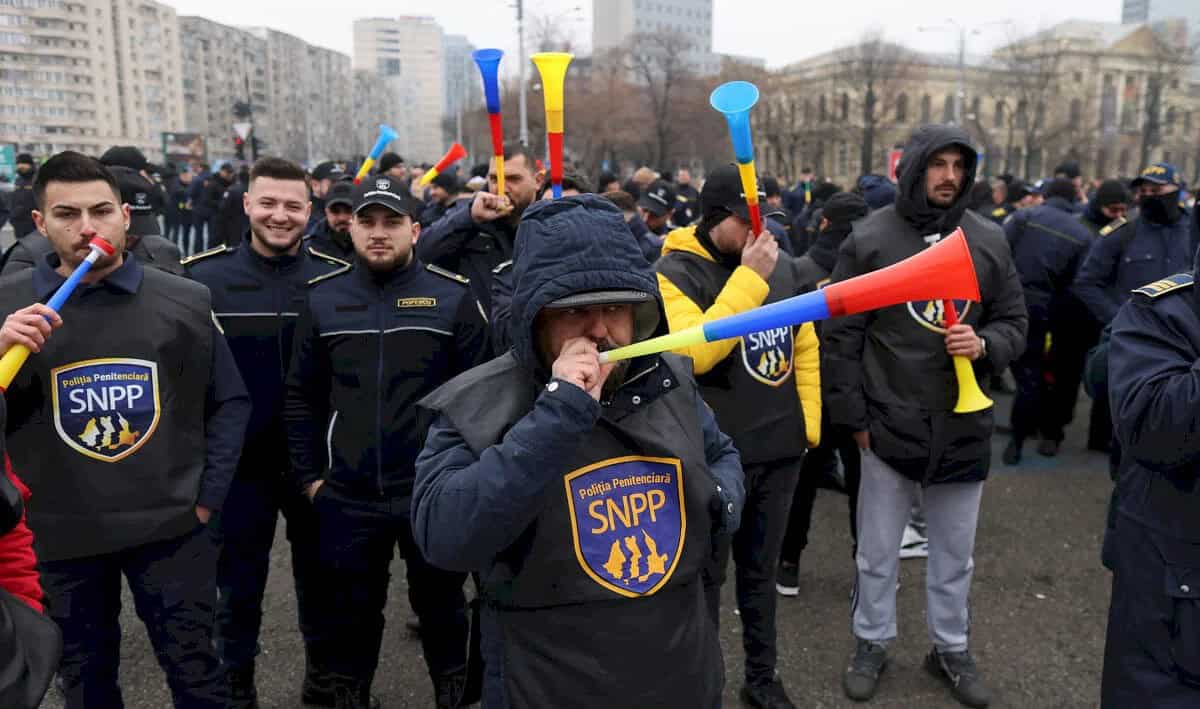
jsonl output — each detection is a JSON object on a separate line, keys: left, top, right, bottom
{"left": 740, "top": 675, "right": 796, "bottom": 709}
{"left": 776, "top": 561, "right": 799, "bottom": 597}
{"left": 924, "top": 648, "right": 992, "bottom": 708}
{"left": 843, "top": 639, "right": 888, "bottom": 701}
{"left": 1037, "top": 438, "right": 1059, "bottom": 457}
{"left": 1002, "top": 438, "right": 1021, "bottom": 465}
{"left": 308, "top": 677, "right": 380, "bottom": 709}
{"left": 228, "top": 665, "right": 259, "bottom": 709}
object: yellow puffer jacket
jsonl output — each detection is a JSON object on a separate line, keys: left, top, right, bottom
{"left": 655, "top": 226, "right": 821, "bottom": 447}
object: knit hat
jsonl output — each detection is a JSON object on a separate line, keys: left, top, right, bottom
{"left": 1094, "top": 179, "right": 1130, "bottom": 207}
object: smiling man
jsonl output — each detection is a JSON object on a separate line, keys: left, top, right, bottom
{"left": 824, "top": 125, "right": 1026, "bottom": 708}
{"left": 185, "top": 157, "right": 350, "bottom": 709}
{"left": 0, "top": 151, "right": 250, "bottom": 708}
{"left": 284, "top": 176, "right": 489, "bottom": 708}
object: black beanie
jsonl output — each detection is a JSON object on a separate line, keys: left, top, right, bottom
{"left": 1094, "top": 179, "right": 1130, "bottom": 208}
{"left": 1044, "top": 178, "right": 1078, "bottom": 202}
{"left": 821, "top": 192, "right": 869, "bottom": 230}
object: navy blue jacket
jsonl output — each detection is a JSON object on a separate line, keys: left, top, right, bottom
{"left": 1004, "top": 196, "right": 1095, "bottom": 314}
{"left": 1074, "top": 214, "right": 1192, "bottom": 324}
{"left": 414, "top": 197, "right": 516, "bottom": 315}
{"left": 1108, "top": 272, "right": 1200, "bottom": 542}
{"left": 412, "top": 194, "right": 745, "bottom": 572}
{"left": 187, "top": 239, "right": 349, "bottom": 479}
{"left": 283, "top": 258, "right": 490, "bottom": 498}
{"left": 9, "top": 172, "right": 35, "bottom": 240}
{"left": 303, "top": 218, "right": 355, "bottom": 261}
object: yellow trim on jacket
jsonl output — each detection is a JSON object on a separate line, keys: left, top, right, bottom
{"left": 657, "top": 226, "right": 821, "bottom": 447}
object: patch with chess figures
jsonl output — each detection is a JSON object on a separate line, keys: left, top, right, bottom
{"left": 51, "top": 358, "right": 160, "bottom": 463}
{"left": 907, "top": 298, "right": 973, "bottom": 334}
{"left": 565, "top": 456, "right": 686, "bottom": 598}
{"left": 740, "top": 325, "right": 793, "bottom": 386}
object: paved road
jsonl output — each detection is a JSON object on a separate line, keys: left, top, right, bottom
{"left": 39, "top": 391, "right": 1113, "bottom": 708}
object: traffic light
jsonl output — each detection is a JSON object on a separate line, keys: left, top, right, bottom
{"left": 234, "top": 136, "right": 245, "bottom": 160}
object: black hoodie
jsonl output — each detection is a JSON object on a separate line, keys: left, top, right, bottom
{"left": 822, "top": 124, "right": 1028, "bottom": 485}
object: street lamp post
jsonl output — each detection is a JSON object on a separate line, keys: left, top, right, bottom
{"left": 517, "top": 0, "right": 528, "bottom": 147}
{"left": 918, "top": 20, "right": 1010, "bottom": 128}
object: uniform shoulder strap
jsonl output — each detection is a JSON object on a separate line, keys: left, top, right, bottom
{"left": 307, "top": 263, "right": 351, "bottom": 287}
{"left": 306, "top": 245, "right": 352, "bottom": 269}
{"left": 1098, "top": 216, "right": 1128, "bottom": 237}
{"left": 426, "top": 263, "right": 470, "bottom": 285}
{"left": 180, "top": 243, "right": 231, "bottom": 265}
{"left": 1131, "top": 273, "right": 1194, "bottom": 298}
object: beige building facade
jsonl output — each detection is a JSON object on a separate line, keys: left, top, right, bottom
{"left": 0, "top": 0, "right": 183, "bottom": 160}
{"left": 755, "top": 20, "right": 1200, "bottom": 187}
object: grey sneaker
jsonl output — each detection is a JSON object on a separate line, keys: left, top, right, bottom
{"left": 843, "top": 639, "right": 888, "bottom": 701}
{"left": 925, "top": 648, "right": 992, "bottom": 708}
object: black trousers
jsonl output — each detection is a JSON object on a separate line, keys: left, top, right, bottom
{"left": 40, "top": 524, "right": 228, "bottom": 709}
{"left": 702, "top": 456, "right": 802, "bottom": 684}
{"left": 212, "top": 473, "right": 335, "bottom": 674}
{"left": 1101, "top": 515, "right": 1200, "bottom": 707}
{"left": 313, "top": 484, "right": 469, "bottom": 690}
{"left": 780, "top": 428, "right": 861, "bottom": 564}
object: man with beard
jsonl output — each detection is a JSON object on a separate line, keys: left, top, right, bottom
{"left": 305, "top": 179, "right": 355, "bottom": 260}
{"left": 415, "top": 143, "right": 544, "bottom": 317}
{"left": 1074, "top": 163, "right": 1192, "bottom": 329}
{"left": 285, "top": 176, "right": 489, "bottom": 708}
{"left": 420, "top": 172, "right": 460, "bottom": 228}
{"left": 655, "top": 164, "right": 821, "bottom": 709}
{"left": 825, "top": 125, "right": 1026, "bottom": 708}
{"left": 0, "top": 151, "right": 250, "bottom": 709}
{"left": 412, "top": 194, "right": 744, "bottom": 709}
{"left": 185, "top": 157, "right": 350, "bottom": 709}
{"left": 9, "top": 154, "right": 37, "bottom": 240}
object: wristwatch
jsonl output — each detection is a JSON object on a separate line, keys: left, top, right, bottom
{"left": 978, "top": 335, "right": 988, "bottom": 359}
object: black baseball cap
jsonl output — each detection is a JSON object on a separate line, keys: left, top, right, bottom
{"left": 325, "top": 180, "right": 355, "bottom": 209}
{"left": 109, "top": 165, "right": 163, "bottom": 236}
{"left": 637, "top": 180, "right": 676, "bottom": 217}
{"left": 352, "top": 175, "right": 420, "bottom": 217}
{"left": 545, "top": 289, "right": 653, "bottom": 309}
{"left": 700, "top": 163, "right": 766, "bottom": 221}
{"left": 312, "top": 161, "right": 345, "bottom": 181}
{"left": 100, "top": 146, "right": 154, "bottom": 173}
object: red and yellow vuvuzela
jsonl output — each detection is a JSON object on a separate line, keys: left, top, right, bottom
{"left": 531, "top": 52, "right": 573, "bottom": 199}
{"left": 418, "top": 143, "right": 468, "bottom": 189}
{"left": 598, "top": 229, "right": 981, "bottom": 364}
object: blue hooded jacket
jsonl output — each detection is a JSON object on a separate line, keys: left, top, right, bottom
{"left": 411, "top": 195, "right": 744, "bottom": 707}
{"left": 413, "top": 194, "right": 744, "bottom": 571}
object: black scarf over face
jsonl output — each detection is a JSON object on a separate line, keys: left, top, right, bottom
{"left": 893, "top": 124, "right": 979, "bottom": 236}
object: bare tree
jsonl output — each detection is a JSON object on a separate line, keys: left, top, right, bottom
{"left": 1138, "top": 20, "right": 1198, "bottom": 168}
{"left": 987, "top": 31, "right": 1070, "bottom": 178}
{"left": 622, "top": 33, "right": 699, "bottom": 167}
{"left": 832, "top": 33, "right": 919, "bottom": 175}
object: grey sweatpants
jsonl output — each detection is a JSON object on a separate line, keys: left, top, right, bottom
{"left": 852, "top": 449, "right": 984, "bottom": 652}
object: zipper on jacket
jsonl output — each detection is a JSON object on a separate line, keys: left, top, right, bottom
{"left": 326, "top": 411, "right": 338, "bottom": 472}
{"left": 375, "top": 288, "right": 385, "bottom": 496}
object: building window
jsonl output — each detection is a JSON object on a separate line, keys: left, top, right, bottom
{"left": 942, "top": 94, "right": 954, "bottom": 123}
{"left": 1016, "top": 100, "right": 1028, "bottom": 129}
{"left": 994, "top": 101, "right": 1006, "bottom": 129}
{"left": 1164, "top": 106, "right": 1176, "bottom": 135}
{"left": 920, "top": 94, "right": 931, "bottom": 123}
{"left": 840, "top": 92, "right": 848, "bottom": 121}
{"left": 1069, "top": 98, "right": 1082, "bottom": 126}
{"left": 818, "top": 94, "right": 826, "bottom": 122}
{"left": 895, "top": 93, "right": 908, "bottom": 122}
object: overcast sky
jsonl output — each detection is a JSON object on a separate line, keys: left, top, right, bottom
{"left": 163, "top": 0, "right": 1123, "bottom": 70}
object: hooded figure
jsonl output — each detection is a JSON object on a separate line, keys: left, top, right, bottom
{"left": 824, "top": 124, "right": 1026, "bottom": 707}
{"left": 412, "top": 194, "right": 744, "bottom": 709}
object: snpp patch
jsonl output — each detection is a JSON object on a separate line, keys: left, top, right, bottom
{"left": 51, "top": 358, "right": 160, "bottom": 463}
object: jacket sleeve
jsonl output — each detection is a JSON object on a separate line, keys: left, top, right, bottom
{"left": 975, "top": 249, "right": 1028, "bottom": 374}
{"left": 694, "top": 385, "right": 744, "bottom": 535}
{"left": 411, "top": 380, "right": 601, "bottom": 572}
{"left": 198, "top": 319, "right": 250, "bottom": 511}
{"left": 283, "top": 299, "right": 333, "bottom": 491}
{"left": 414, "top": 199, "right": 477, "bottom": 267}
{"left": 792, "top": 321, "right": 821, "bottom": 447}
{"left": 0, "top": 242, "right": 34, "bottom": 277}
{"left": 1109, "top": 298, "right": 1200, "bottom": 478}
{"left": 489, "top": 264, "right": 514, "bottom": 354}
{"left": 453, "top": 290, "right": 492, "bottom": 371}
{"left": 655, "top": 267, "right": 769, "bottom": 375}
{"left": 1074, "top": 233, "right": 1122, "bottom": 324}
{"left": 821, "top": 234, "right": 870, "bottom": 431}
{"left": 0, "top": 459, "right": 41, "bottom": 612}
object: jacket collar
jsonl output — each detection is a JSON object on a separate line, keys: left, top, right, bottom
{"left": 34, "top": 250, "right": 142, "bottom": 302}
{"left": 238, "top": 231, "right": 302, "bottom": 273}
